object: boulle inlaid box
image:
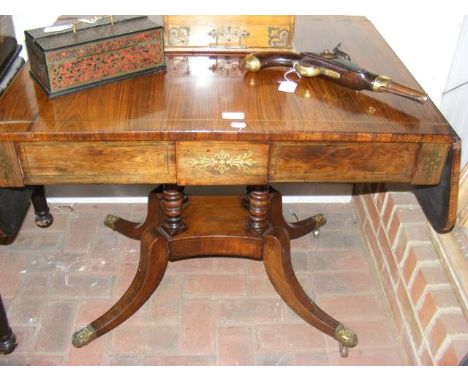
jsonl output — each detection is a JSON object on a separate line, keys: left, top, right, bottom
{"left": 25, "top": 15, "right": 166, "bottom": 97}
{"left": 163, "top": 15, "right": 295, "bottom": 52}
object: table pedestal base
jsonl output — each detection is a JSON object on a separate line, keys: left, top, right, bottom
{"left": 71, "top": 185, "right": 358, "bottom": 356}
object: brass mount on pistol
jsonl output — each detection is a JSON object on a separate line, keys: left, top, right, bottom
{"left": 244, "top": 43, "right": 428, "bottom": 103}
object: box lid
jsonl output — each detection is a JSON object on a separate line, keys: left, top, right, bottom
{"left": 25, "top": 15, "right": 161, "bottom": 51}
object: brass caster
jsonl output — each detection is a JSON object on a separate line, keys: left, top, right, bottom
{"left": 339, "top": 342, "right": 349, "bottom": 357}
{"left": 335, "top": 323, "right": 358, "bottom": 357}
{"left": 312, "top": 214, "right": 326, "bottom": 238}
{"left": 313, "top": 213, "right": 326, "bottom": 227}
{"left": 104, "top": 214, "right": 119, "bottom": 231}
{"left": 72, "top": 325, "right": 97, "bottom": 348}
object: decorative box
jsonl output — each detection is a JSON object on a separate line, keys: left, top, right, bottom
{"left": 163, "top": 15, "right": 295, "bottom": 52}
{"left": 25, "top": 16, "right": 165, "bottom": 97}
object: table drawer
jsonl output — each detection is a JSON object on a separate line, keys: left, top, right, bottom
{"left": 18, "top": 142, "right": 176, "bottom": 184}
{"left": 176, "top": 142, "right": 269, "bottom": 185}
{"left": 269, "top": 142, "right": 419, "bottom": 183}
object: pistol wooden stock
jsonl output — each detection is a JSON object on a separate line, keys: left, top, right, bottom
{"left": 244, "top": 49, "right": 427, "bottom": 103}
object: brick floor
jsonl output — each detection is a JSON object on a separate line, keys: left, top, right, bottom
{"left": 0, "top": 202, "right": 406, "bottom": 365}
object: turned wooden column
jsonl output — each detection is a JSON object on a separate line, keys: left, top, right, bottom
{"left": 161, "top": 184, "right": 186, "bottom": 236}
{"left": 246, "top": 185, "right": 271, "bottom": 234}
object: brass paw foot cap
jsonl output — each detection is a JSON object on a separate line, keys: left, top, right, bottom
{"left": 313, "top": 213, "right": 327, "bottom": 227}
{"left": 104, "top": 215, "right": 119, "bottom": 230}
{"left": 72, "top": 325, "right": 97, "bottom": 348}
{"left": 334, "top": 323, "right": 358, "bottom": 348}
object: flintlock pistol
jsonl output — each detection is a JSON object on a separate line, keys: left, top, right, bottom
{"left": 244, "top": 43, "right": 428, "bottom": 103}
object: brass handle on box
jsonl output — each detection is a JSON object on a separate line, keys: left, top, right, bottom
{"left": 71, "top": 15, "right": 114, "bottom": 34}
{"left": 208, "top": 25, "right": 250, "bottom": 48}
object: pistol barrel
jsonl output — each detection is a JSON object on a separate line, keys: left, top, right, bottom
{"left": 372, "top": 75, "right": 428, "bottom": 103}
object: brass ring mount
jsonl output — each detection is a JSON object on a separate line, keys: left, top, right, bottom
{"left": 104, "top": 214, "right": 119, "bottom": 231}
{"left": 72, "top": 325, "right": 97, "bottom": 348}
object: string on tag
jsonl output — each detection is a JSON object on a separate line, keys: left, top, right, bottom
{"left": 284, "top": 68, "right": 302, "bottom": 82}
{"left": 278, "top": 69, "right": 301, "bottom": 93}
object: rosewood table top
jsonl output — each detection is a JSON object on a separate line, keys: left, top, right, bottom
{"left": 0, "top": 17, "right": 457, "bottom": 143}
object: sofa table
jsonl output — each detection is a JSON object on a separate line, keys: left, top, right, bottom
{"left": 0, "top": 16, "right": 460, "bottom": 357}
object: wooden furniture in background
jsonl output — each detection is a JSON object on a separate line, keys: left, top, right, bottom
{"left": 0, "top": 16, "right": 460, "bottom": 356}
{"left": 163, "top": 15, "right": 295, "bottom": 52}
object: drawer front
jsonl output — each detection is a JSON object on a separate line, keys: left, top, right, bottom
{"left": 18, "top": 142, "right": 176, "bottom": 184}
{"left": 269, "top": 142, "right": 419, "bottom": 183}
{"left": 176, "top": 141, "right": 269, "bottom": 185}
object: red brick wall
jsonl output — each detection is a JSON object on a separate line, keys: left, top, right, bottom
{"left": 352, "top": 184, "right": 468, "bottom": 365}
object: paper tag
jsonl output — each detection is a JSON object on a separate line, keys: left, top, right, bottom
{"left": 278, "top": 81, "right": 297, "bottom": 93}
{"left": 231, "top": 122, "right": 246, "bottom": 129}
{"left": 222, "top": 112, "right": 245, "bottom": 120}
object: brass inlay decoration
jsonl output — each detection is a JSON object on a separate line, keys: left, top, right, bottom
{"left": 334, "top": 323, "right": 358, "bottom": 348}
{"left": 168, "top": 26, "right": 190, "bottom": 46}
{"left": 72, "top": 325, "right": 97, "bottom": 348}
{"left": 268, "top": 27, "right": 289, "bottom": 48}
{"left": 0, "top": 150, "right": 12, "bottom": 180}
{"left": 104, "top": 214, "right": 119, "bottom": 231}
{"left": 190, "top": 150, "right": 256, "bottom": 174}
{"left": 422, "top": 149, "right": 443, "bottom": 179}
{"left": 208, "top": 25, "right": 250, "bottom": 48}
